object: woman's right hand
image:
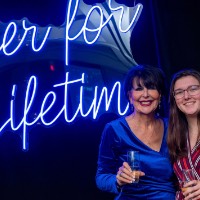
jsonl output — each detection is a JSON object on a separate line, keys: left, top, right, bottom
{"left": 182, "top": 180, "right": 200, "bottom": 200}
{"left": 116, "top": 162, "right": 145, "bottom": 186}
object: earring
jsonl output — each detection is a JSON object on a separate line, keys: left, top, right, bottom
{"left": 156, "top": 99, "right": 161, "bottom": 117}
{"left": 158, "top": 100, "right": 161, "bottom": 110}
{"left": 130, "top": 103, "right": 134, "bottom": 112}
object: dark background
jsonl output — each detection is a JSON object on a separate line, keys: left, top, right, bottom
{"left": 0, "top": 0, "right": 199, "bottom": 200}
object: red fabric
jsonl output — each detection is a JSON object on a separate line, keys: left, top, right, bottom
{"left": 173, "top": 140, "right": 200, "bottom": 200}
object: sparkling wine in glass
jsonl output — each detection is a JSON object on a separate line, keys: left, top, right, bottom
{"left": 127, "top": 151, "right": 140, "bottom": 183}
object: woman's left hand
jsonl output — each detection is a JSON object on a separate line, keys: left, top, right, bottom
{"left": 183, "top": 180, "right": 200, "bottom": 200}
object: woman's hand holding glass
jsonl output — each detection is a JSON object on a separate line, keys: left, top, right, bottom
{"left": 116, "top": 150, "right": 145, "bottom": 187}
{"left": 181, "top": 169, "right": 200, "bottom": 200}
{"left": 116, "top": 162, "right": 145, "bottom": 186}
{"left": 183, "top": 180, "right": 200, "bottom": 200}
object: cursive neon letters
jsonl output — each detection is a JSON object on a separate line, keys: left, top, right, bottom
{"left": 0, "top": 0, "right": 142, "bottom": 150}
{"left": 0, "top": 20, "right": 51, "bottom": 55}
{"left": 0, "top": 73, "right": 129, "bottom": 150}
{"left": 65, "top": 0, "right": 142, "bottom": 65}
{"left": 0, "top": 0, "right": 142, "bottom": 65}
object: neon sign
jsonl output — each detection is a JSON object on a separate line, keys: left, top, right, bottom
{"left": 0, "top": 0, "right": 143, "bottom": 150}
{"left": 0, "top": 73, "right": 129, "bottom": 150}
{"left": 0, "top": 0, "right": 142, "bottom": 65}
{"left": 65, "top": 0, "right": 142, "bottom": 65}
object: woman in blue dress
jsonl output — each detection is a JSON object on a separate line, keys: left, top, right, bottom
{"left": 96, "top": 65, "right": 176, "bottom": 199}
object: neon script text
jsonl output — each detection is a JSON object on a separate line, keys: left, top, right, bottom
{"left": 0, "top": 73, "right": 129, "bottom": 150}
{"left": 0, "top": 0, "right": 142, "bottom": 65}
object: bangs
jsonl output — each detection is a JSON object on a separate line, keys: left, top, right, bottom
{"left": 134, "top": 75, "right": 158, "bottom": 90}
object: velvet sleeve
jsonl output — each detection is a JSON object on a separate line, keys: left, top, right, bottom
{"left": 95, "top": 123, "right": 120, "bottom": 194}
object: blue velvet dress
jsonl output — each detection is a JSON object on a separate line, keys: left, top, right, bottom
{"left": 96, "top": 117, "right": 176, "bottom": 200}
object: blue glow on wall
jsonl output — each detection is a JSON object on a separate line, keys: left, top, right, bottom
{"left": 0, "top": 0, "right": 143, "bottom": 150}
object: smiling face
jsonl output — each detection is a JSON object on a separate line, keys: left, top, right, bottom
{"left": 129, "top": 78, "right": 161, "bottom": 116}
{"left": 174, "top": 75, "right": 200, "bottom": 117}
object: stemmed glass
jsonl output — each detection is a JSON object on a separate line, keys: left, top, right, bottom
{"left": 127, "top": 151, "right": 140, "bottom": 183}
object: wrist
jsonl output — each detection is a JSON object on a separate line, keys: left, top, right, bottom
{"left": 115, "top": 181, "right": 122, "bottom": 192}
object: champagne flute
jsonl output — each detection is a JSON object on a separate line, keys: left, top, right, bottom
{"left": 127, "top": 151, "right": 140, "bottom": 183}
{"left": 181, "top": 169, "right": 196, "bottom": 192}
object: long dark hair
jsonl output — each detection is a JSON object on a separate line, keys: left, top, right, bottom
{"left": 167, "top": 69, "right": 200, "bottom": 163}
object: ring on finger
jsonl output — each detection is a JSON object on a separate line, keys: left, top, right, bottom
{"left": 120, "top": 171, "right": 123, "bottom": 177}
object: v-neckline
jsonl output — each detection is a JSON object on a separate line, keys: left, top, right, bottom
{"left": 123, "top": 117, "right": 166, "bottom": 153}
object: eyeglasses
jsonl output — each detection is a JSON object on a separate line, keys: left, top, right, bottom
{"left": 173, "top": 85, "right": 200, "bottom": 100}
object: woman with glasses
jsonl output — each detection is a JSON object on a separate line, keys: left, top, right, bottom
{"left": 167, "top": 69, "right": 200, "bottom": 200}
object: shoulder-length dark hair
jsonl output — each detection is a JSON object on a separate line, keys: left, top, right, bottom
{"left": 123, "top": 64, "right": 167, "bottom": 116}
{"left": 167, "top": 69, "right": 200, "bottom": 163}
